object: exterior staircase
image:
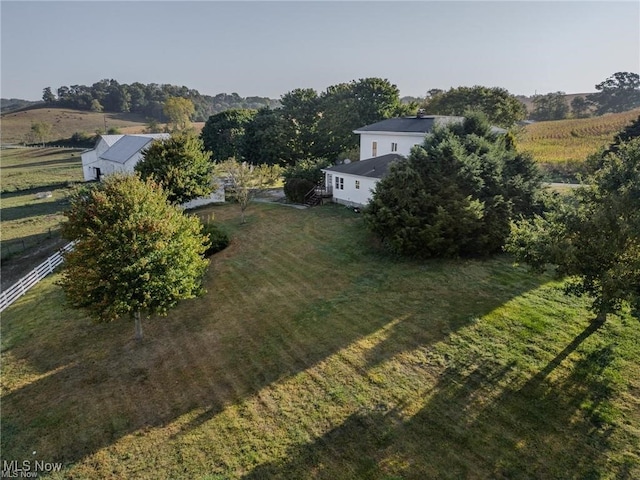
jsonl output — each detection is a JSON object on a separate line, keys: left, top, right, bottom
{"left": 303, "top": 183, "right": 332, "bottom": 207}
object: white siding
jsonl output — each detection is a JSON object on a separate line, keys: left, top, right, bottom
{"left": 81, "top": 149, "right": 99, "bottom": 181}
{"left": 329, "top": 172, "right": 379, "bottom": 207}
{"left": 358, "top": 132, "right": 424, "bottom": 160}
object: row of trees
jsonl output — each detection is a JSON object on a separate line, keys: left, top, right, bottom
{"left": 42, "top": 79, "right": 278, "bottom": 122}
{"left": 200, "top": 78, "right": 414, "bottom": 166}
{"left": 422, "top": 72, "right": 640, "bottom": 123}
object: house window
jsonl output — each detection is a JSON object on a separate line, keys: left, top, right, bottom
{"left": 391, "top": 142, "right": 398, "bottom": 152}
{"left": 355, "top": 180, "right": 360, "bottom": 189}
{"left": 335, "top": 176, "right": 340, "bottom": 190}
{"left": 372, "top": 141, "right": 377, "bottom": 157}
{"left": 339, "top": 177, "right": 344, "bottom": 190}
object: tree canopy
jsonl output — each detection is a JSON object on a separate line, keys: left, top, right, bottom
{"left": 163, "top": 97, "right": 195, "bottom": 131}
{"left": 316, "top": 78, "right": 412, "bottom": 159}
{"left": 135, "top": 132, "right": 214, "bottom": 204}
{"left": 507, "top": 120, "right": 640, "bottom": 323}
{"left": 200, "top": 108, "right": 257, "bottom": 162}
{"left": 365, "top": 113, "right": 544, "bottom": 258}
{"left": 530, "top": 92, "right": 569, "bottom": 121}
{"left": 587, "top": 72, "right": 640, "bottom": 115}
{"left": 422, "top": 86, "right": 527, "bottom": 127}
{"left": 60, "top": 174, "right": 209, "bottom": 341}
{"left": 40, "top": 79, "right": 278, "bottom": 122}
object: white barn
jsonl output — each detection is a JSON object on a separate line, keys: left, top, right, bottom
{"left": 81, "top": 134, "right": 225, "bottom": 208}
{"left": 81, "top": 134, "right": 170, "bottom": 181}
{"left": 322, "top": 114, "right": 505, "bottom": 207}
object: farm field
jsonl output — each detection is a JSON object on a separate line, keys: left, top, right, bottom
{"left": 2, "top": 202, "right": 639, "bottom": 479}
{"left": 0, "top": 106, "right": 205, "bottom": 144}
{"left": 0, "top": 108, "right": 150, "bottom": 144}
{"left": 518, "top": 108, "right": 640, "bottom": 165}
{"left": 0, "top": 148, "right": 83, "bottom": 266}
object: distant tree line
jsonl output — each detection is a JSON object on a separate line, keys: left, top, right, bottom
{"left": 527, "top": 72, "right": 640, "bottom": 121}
{"left": 1, "top": 98, "right": 42, "bottom": 112}
{"left": 41, "top": 79, "right": 279, "bottom": 122}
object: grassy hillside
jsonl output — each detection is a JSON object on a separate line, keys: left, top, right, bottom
{"left": 1, "top": 107, "right": 206, "bottom": 144}
{"left": 518, "top": 109, "right": 640, "bottom": 165}
{"left": 2, "top": 203, "right": 638, "bottom": 479}
{"left": 0, "top": 108, "right": 150, "bottom": 144}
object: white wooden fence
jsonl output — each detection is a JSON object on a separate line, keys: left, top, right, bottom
{"left": 0, "top": 241, "right": 75, "bottom": 313}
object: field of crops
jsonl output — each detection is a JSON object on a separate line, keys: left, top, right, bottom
{"left": 518, "top": 109, "right": 640, "bottom": 165}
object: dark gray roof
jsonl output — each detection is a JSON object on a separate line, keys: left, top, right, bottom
{"left": 354, "top": 115, "right": 507, "bottom": 135}
{"left": 354, "top": 116, "right": 464, "bottom": 134}
{"left": 323, "top": 154, "right": 404, "bottom": 179}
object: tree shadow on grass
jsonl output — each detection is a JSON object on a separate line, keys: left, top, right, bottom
{"left": 244, "top": 328, "right": 621, "bottom": 479}
{"left": 1, "top": 225, "right": 547, "bottom": 473}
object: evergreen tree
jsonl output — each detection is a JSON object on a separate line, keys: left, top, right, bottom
{"left": 365, "top": 113, "right": 543, "bottom": 258}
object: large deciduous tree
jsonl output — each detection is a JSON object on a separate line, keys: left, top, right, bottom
{"left": 507, "top": 124, "right": 640, "bottom": 324}
{"left": 422, "top": 86, "right": 526, "bottom": 127}
{"left": 42, "top": 87, "right": 56, "bottom": 104}
{"left": 201, "top": 108, "right": 257, "bottom": 162}
{"left": 242, "top": 108, "right": 293, "bottom": 166}
{"left": 163, "top": 97, "right": 195, "bottom": 131}
{"left": 29, "top": 121, "right": 52, "bottom": 146}
{"left": 365, "top": 113, "right": 544, "bottom": 258}
{"left": 316, "top": 78, "right": 411, "bottom": 159}
{"left": 280, "top": 88, "right": 322, "bottom": 161}
{"left": 587, "top": 72, "right": 640, "bottom": 115}
{"left": 135, "top": 132, "right": 214, "bottom": 205}
{"left": 60, "top": 175, "right": 209, "bottom": 341}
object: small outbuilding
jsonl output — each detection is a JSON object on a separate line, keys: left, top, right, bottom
{"left": 81, "top": 133, "right": 225, "bottom": 208}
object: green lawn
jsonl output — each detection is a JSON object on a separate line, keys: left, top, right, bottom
{"left": 1, "top": 203, "right": 638, "bottom": 479}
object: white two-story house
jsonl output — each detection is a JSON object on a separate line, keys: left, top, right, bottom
{"left": 322, "top": 114, "right": 470, "bottom": 207}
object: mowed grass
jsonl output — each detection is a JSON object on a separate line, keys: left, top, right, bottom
{"left": 518, "top": 109, "right": 640, "bottom": 165}
{"left": 1, "top": 148, "right": 84, "bottom": 259}
{"left": 2, "top": 203, "right": 639, "bottom": 479}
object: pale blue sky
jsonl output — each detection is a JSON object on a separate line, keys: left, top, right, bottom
{"left": 1, "top": 1, "right": 639, "bottom": 101}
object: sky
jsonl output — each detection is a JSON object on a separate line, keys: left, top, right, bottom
{"left": 1, "top": 1, "right": 639, "bottom": 101}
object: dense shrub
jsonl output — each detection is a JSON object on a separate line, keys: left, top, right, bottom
{"left": 283, "top": 177, "right": 315, "bottom": 203}
{"left": 201, "top": 222, "right": 230, "bottom": 256}
{"left": 364, "top": 113, "right": 545, "bottom": 258}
